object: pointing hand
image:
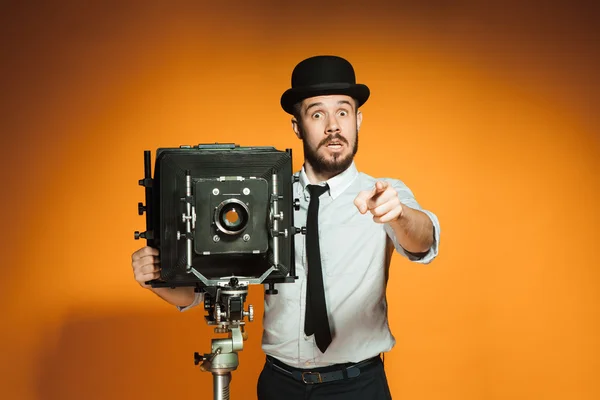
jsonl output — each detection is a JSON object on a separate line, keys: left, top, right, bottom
{"left": 354, "top": 181, "right": 404, "bottom": 223}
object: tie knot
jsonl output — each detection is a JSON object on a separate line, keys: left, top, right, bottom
{"left": 307, "top": 183, "right": 329, "bottom": 198}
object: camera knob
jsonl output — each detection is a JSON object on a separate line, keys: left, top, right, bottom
{"left": 294, "top": 226, "right": 307, "bottom": 235}
{"left": 293, "top": 199, "right": 300, "bottom": 211}
{"left": 244, "top": 305, "right": 254, "bottom": 322}
{"left": 215, "top": 304, "right": 222, "bottom": 323}
{"left": 265, "top": 283, "right": 279, "bottom": 295}
{"left": 138, "top": 202, "right": 146, "bottom": 215}
{"left": 134, "top": 230, "right": 153, "bottom": 240}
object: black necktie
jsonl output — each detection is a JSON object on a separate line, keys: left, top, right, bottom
{"left": 304, "top": 183, "right": 332, "bottom": 353}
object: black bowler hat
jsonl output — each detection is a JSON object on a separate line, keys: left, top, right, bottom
{"left": 280, "top": 55, "right": 370, "bottom": 115}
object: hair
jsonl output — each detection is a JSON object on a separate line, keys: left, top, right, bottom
{"left": 292, "top": 102, "right": 303, "bottom": 121}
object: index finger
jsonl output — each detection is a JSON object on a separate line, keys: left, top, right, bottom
{"left": 367, "top": 181, "right": 389, "bottom": 202}
{"left": 373, "top": 181, "right": 388, "bottom": 195}
{"left": 354, "top": 181, "right": 388, "bottom": 212}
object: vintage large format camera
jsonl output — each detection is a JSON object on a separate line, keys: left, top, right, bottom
{"left": 134, "top": 143, "right": 300, "bottom": 400}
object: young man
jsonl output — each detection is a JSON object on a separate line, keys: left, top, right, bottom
{"left": 131, "top": 55, "right": 440, "bottom": 399}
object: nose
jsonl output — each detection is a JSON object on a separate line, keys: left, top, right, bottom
{"left": 325, "top": 114, "right": 340, "bottom": 134}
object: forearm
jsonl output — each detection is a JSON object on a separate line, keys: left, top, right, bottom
{"left": 389, "top": 205, "right": 434, "bottom": 253}
{"left": 149, "top": 286, "right": 197, "bottom": 307}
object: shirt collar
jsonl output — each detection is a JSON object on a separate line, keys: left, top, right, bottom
{"left": 298, "top": 161, "right": 359, "bottom": 200}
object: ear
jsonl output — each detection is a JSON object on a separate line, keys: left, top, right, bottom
{"left": 356, "top": 110, "right": 363, "bottom": 132}
{"left": 291, "top": 118, "right": 302, "bottom": 139}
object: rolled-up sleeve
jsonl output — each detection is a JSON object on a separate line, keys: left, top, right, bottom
{"left": 384, "top": 179, "right": 441, "bottom": 264}
{"left": 176, "top": 291, "right": 205, "bottom": 312}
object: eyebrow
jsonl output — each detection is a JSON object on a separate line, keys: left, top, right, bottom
{"left": 337, "top": 100, "right": 354, "bottom": 110}
{"left": 304, "top": 100, "right": 354, "bottom": 114}
{"left": 304, "top": 102, "right": 324, "bottom": 114}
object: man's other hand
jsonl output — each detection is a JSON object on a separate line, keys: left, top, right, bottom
{"left": 131, "top": 246, "right": 161, "bottom": 289}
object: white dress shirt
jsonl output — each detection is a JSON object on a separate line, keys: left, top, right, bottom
{"left": 180, "top": 162, "right": 441, "bottom": 369}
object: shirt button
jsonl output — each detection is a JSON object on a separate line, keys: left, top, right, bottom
{"left": 305, "top": 361, "right": 311, "bottom": 366}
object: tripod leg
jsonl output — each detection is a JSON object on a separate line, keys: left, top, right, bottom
{"left": 213, "top": 372, "right": 232, "bottom": 400}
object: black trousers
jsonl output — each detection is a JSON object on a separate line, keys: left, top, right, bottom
{"left": 256, "top": 356, "right": 393, "bottom": 400}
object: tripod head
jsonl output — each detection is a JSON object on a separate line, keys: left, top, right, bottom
{"left": 193, "top": 278, "right": 256, "bottom": 399}
{"left": 203, "top": 278, "right": 254, "bottom": 335}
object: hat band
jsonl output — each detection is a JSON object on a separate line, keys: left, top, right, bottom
{"left": 292, "top": 82, "right": 354, "bottom": 91}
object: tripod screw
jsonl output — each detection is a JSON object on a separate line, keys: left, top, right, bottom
{"left": 194, "top": 352, "right": 205, "bottom": 365}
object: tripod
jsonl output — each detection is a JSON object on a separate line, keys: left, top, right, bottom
{"left": 194, "top": 279, "right": 254, "bottom": 400}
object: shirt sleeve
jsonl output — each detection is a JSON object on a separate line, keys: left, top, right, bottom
{"left": 176, "top": 291, "right": 205, "bottom": 312}
{"left": 383, "top": 179, "right": 441, "bottom": 264}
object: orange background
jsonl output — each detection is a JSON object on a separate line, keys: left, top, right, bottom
{"left": 1, "top": 1, "right": 598, "bottom": 399}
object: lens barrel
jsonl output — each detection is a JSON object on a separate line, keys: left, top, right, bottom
{"left": 215, "top": 199, "right": 249, "bottom": 235}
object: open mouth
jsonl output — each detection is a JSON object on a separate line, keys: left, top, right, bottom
{"left": 324, "top": 140, "right": 344, "bottom": 150}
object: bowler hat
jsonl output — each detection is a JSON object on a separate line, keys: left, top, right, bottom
{"left": 280, "top": 55, "right": 370, "bottom": 115}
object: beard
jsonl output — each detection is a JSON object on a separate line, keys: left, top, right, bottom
{"left": 301, "top": 125, "right": 359, "bottom": 178}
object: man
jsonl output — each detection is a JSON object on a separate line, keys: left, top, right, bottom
{"left": 131, "top": 55, "right": 440, "bottom": 399}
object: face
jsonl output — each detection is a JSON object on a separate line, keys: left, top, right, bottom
{"left": 292, "top": 94, "right": 362, "bottom": 178}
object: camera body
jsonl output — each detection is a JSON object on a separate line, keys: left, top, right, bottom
{"left": 136, "top": 143, "right": 298, "bottom": 291}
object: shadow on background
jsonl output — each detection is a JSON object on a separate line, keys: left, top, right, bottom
{"left": 35, "top": 308, "right": 266, "bottom": 400}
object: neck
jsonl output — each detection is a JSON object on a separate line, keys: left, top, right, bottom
{"left": 303, "top": 161, "right": 339, "bottom": 184}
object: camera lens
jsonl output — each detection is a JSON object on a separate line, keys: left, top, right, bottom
{"left": 215, "top": 199, "right": 249, "bottom": 235}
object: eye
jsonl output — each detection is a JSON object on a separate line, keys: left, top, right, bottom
{"left": 312, "top": 112, "right": 324, "bottom": 119}
{"left": 338, "top": 110, "right": 348, "bottom": 117}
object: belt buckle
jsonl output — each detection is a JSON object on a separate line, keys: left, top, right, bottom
{"left": 301, "top": 371, "right": 322, "bottom": 384}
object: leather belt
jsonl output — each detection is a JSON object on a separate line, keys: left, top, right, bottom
{"left": 265, "top": 355, "right": 381, "bottom": 385}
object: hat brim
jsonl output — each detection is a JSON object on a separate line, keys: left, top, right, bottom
{"left": 280, "top": 83, "right": 370, "bottom": 115}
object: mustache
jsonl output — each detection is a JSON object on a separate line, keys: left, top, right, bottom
{"left": 318, "top": 134, "right": 348, "bottom": 148}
